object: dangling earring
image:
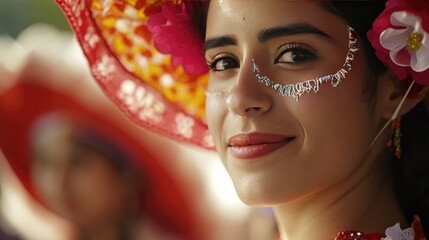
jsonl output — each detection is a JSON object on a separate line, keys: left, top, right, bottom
{"left": 386, "top": 120, "right": 402, "bottom": 159}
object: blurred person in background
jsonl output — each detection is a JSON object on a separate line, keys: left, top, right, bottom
{"left": 0, "top": 81, "right": 208, "bottom": 240}
{"left": 30, "top": 110, "right": 185, "bottom": 240}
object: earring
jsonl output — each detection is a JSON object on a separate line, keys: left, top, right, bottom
{"left": 386, "top": 121, "right": 401, "bottom": 159}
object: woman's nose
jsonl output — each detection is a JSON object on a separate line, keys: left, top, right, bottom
{"left": 226, "top": 59, "right": 272, "bottom": 117}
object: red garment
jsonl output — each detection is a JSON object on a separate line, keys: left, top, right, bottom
{"left": 278, "top": 217, "right": 427, "bottom": 240}
{"left": 335, "top": 217, "right": 426, "bottom": 240}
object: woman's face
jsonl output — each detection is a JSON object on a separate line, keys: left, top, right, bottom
{"left": 31, "top": 121, "right": 136, "bottom": 227}
{"left": 205, "top": 1, "right": 382, "bottom": 205}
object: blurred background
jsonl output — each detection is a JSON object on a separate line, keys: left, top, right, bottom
{"left": 0, "top": 1, "right": 278, "bottom": 240}
{"left": 0, "top": 0, "right": 70, "bottom": 38}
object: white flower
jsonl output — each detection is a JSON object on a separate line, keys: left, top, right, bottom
{"left": 175, "top": 113, "right": 194, "bottom": 139}
{"left": 117, "top": 79, "right": 165, "bottom": 123}
{"left": 84, "top": 26, "right": 100, "bottom": 49}
{"left": 94, "top": 55, "right": 115, "bottom": 79}
{"left": 380, "top": 11, "right": 429, "bottom": 72}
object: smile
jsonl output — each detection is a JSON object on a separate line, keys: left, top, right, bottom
{"left": 228, "top": 132, "right": 294, "bottom": 159}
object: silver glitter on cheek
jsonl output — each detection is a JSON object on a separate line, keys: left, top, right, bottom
{"left": 253, "top": 26, "right": 359, "bottom": 101}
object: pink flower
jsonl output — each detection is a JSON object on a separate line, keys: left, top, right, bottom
{"left": 368, "top": 0, "right": 429, "bottom": 85}
{"left": 147, "top": 1, "right": 208, "bottom": 75}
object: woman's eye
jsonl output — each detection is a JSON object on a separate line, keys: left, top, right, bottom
{"left": 208, "top": 56, "right": 239, "bottom": 72}
{"left": 275, "top": 44, "right": 316, "bottom": 64}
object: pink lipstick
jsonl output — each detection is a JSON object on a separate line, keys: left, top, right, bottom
{"left": 228, "top": 133, "right": 293, "bottom": 159}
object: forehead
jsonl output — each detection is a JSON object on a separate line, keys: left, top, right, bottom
{"left": 206, "top": 1, "right": 346, "bottom": 38}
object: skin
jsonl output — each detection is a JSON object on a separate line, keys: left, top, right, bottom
{"left": 31, "top": 116, "right": 139, "bottom": 240}
{"left": 204, "top": 1, "right": 416, "bottom": 239}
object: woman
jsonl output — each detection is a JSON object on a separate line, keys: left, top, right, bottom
{"left": 55, "top": 0, "right": 429, "bottom": 239}
{"left": 30, "top": 111, "right": 152, "bottom": 240}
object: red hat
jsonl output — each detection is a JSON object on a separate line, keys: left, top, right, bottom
{"left": 0, "top": 77, "right": 207, "bottom": 239}
{"left": 54, "top": 0, "right": 213, "bottom": 149}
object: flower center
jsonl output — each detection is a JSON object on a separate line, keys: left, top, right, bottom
{"left": 408, "top": 32, "right": 423, "bottom": 51}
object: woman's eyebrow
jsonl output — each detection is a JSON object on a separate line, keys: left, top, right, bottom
{"left": 258, "top": 23, "right": 331, "bottom": 42}
{"left": 204, "top": 35, "right": 237, "bottom": 53}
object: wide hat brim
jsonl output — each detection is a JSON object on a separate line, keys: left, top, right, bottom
{"left": 0, "top": 80, "right": 206, "bottom": 239}
{"left": 55, "top": 0, "right": 213, "bottom": 149}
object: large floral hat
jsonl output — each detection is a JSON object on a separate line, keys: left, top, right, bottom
{"left": 55, "top": 0, "right": 212, "bottom": 149}
{"left": 54, "top": 0, "right": 429, "bottom": 149}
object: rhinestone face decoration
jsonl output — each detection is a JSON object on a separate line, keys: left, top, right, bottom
{"left": 253, "top": 26, "right": 359, "bottom": 101}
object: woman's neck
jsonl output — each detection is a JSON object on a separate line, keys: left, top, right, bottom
{"left": 274, "top": 155, "right": 407, "bottom": 240}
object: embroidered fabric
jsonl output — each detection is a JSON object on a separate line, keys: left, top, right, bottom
{"left": 280, "top": 218, "right": 427, "bottom": 240}
{"left": 382, "top": 223, "right": 414, "bottom": 240}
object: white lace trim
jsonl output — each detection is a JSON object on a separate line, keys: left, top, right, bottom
{"left": 381, "top": 223, "right": 415, "bottom": 240}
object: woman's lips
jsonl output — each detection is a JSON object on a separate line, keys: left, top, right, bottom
{"left": 228, "top": 133, "right": 294, "bottom": 159}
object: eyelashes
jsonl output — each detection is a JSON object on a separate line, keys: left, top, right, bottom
{"left": 206, "top": 42, "right": 317, "bottom": 72}
{"left": 275, "top": 43, "right": 317, "bottom": 64}
{"left": 206, "top": 53, "right": 239, "bottom": 72}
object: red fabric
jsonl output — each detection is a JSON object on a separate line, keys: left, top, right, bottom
{"left": 277, "top": 218, "right": 427, "bottom": 240}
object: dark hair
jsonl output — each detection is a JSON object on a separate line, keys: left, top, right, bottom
{"left": 74, "top": 126, "right": 136, "bottom": 172}
{"left": 393, "top": 102, "right": 429, "bottom": 231}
